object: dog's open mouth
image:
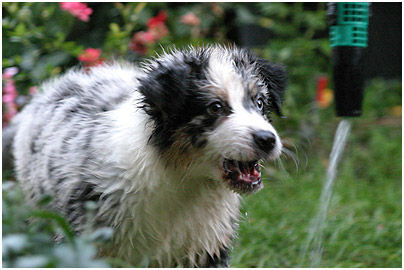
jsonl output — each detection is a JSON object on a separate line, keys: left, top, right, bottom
{"left": 221, "top": 159, "right": 263, "bottom": 194}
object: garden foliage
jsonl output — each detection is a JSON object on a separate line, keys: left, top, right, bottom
{"left": 2, "top": 2, "right": 401, "bottom": 267}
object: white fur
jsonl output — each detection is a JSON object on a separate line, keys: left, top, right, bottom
{"left": 92, "top": 96, "right": 241, "bottom": 266}
{"left": 204, "top": 52, "right": 282, "bottom": 162}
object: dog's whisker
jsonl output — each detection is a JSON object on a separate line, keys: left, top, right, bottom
{"left": 281, "top": 147, "right": 300, "bottom": 172}
{"left": 275, "top": 157, "right": 291, "bottom": 179}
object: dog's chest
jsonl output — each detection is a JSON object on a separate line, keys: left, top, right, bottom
{"left": 108, "top": 180, "right": 240, "bottom": 267}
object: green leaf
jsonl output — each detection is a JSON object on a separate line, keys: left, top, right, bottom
{"left": 43, "top": 51, "right": 71, "bottom": 66}
{"left": 110, "top": 23, "right": 121, "bottom": 34}
{"left": 29, "top": 51, "right": 71, "bottom": 81}
{"left": 14, "top": 22, "right": 27, "bottom": 36}
{"left": 258, "top": 2, "right": 289, "bottom": 19}
{"left": 37, "top": 194, "right": 53, "bottom": 205}
{"left": 31, "top": 210, "right": 75, "bottom": 241}
{"left": 20, "top": 48, "right": 40, "bottom": 70}
{"left": 236, "top": 6, "right": 257, "bottom": 25}
{"left": 61, "top": 42, "right": 83, "bottom": 56}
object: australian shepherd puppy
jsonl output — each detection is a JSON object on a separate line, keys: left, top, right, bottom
{"left": 9, "top": 45, "right": 287, "bottom": 267}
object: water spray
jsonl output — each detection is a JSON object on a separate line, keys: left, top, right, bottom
{"left": 302, "top": 3, "right": 370, "bottom": 266}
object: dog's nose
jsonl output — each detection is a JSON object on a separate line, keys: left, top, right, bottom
{"left": 253, "top": 130, "right": 276, "bottom": 153}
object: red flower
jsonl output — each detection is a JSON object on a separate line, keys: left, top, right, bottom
{"left": 78, "top": 48, "right": 104, "bottom": 68}
{"left": 180, "top": 12, "right": 200, "bottom": 26}
{"left": 147, "top": 10, "right": 169, "bottom": 40}
{"left": 130, "top": 10, "right": 169, "bottom": 55}
{"left": 147, "top": 10, "right": 168, "bottom": 28}
{"left": 60, "top": 2, "right": 93, "bottom": 22}
{"left": 316, "top": 76, "right": 333, "bottom": 108}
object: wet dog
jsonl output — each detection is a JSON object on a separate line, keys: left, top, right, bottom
{"left": 9, "top": 45, "right": 286, "bottom": 267}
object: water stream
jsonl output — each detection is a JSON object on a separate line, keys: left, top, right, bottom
{"left": 301, "top": 119, "right": 352, "bottom": 267}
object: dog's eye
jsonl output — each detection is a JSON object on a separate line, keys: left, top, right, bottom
{"left": 256, "top": 97, "right": 264, "bottom": 111}
{"left": 208, "top": 101, "right": 224, "bottom": 115}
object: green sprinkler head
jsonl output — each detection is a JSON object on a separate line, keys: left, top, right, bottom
{"left": 327, "top": 2, "right": 370, "bottom": 117}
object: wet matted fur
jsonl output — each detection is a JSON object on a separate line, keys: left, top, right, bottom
{"left": 9, "top": 45, "right": 287, "bottom": 267}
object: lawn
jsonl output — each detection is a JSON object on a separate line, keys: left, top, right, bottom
{"left": 230, "top": 84, "right": 402, "bottom": 267}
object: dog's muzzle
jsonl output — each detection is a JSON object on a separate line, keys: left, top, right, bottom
{"left": 219, "top": 129, "right": 280, "bottom": 194}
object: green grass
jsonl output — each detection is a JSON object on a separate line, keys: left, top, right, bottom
{"left": 230, "top": 121, "right": 401, "bottom": 267}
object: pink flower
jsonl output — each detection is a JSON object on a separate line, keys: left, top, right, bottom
{"left": 2, "top": 67, "right": 19, "bottom": 80}
{"left": 2, "top": 79, "right": 18, "bottom": 126}
{"left": 78, "top": 48, "right": 101, "bottom": 62}
{"left": 129, "top": 32, "right": 153, "bottom": 55}
{"left": 3, "top": 80, "right": 17, "bottom": 100}
{"left": 180, "top": 12, "right": 200, "bottom": 26}
{"left": 139, "top": 31, "right": 158, "bottom": 44}
{"left": 78, "top": 48, "right": 104, "bottom": 68}
{"left": 29, "top": 86, "right": 37, "bottom": 95}
{"left": 60, "top": 2, "right": 93, "bottom": 22}
{"left": 148, "top": 23, "right": 169, "bottom": 41}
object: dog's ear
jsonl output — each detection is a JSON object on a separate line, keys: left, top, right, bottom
{"left": 138, "top": 55, "right": 206, "bottom": 120}
{"left": 254, "top": 57, "right": 287, "bottom": 117}
{"left": 137, "top": 54, "right": 207, "bottom": 149}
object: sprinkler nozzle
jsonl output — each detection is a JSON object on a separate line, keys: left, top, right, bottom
{"left": 327, "top": 2, "right": 370, "bottom": 117}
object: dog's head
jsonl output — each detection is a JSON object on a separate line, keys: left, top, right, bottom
{"left": 138, "top": 45, "right": 287, "bottom": 194}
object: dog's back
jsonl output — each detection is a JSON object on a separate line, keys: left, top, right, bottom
{"left": 12, "top": 63, "right": 141, "bottom": 228}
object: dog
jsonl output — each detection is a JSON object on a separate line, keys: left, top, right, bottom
{"left": 8, "top": 45, "right": 287, "bottom": 267}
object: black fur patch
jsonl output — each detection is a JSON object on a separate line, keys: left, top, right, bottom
{"left": 51, "top": 80, "right": 82, "bottom": 102}
{"left": 204, "top": 247, "right": 231, "bottom": 267}
{"left": 65, "top": 181, "right": 101, "bottom": 227}
{"left": 182, "top": 113, "right": 228, "bottom": 150}
{"left": 138, "top": 51, "right": 213, "bottom": 151}
{"left": 252, "top": 58, "right": 287, "bottom": 117}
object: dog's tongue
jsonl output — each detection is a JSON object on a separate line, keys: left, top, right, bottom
{"left": 224, "top": 160, "right": 261, "bottom": 183}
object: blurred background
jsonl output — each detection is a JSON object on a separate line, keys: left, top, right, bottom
{"left": 2, "top": 2, "right": 401, "bottom": 267}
